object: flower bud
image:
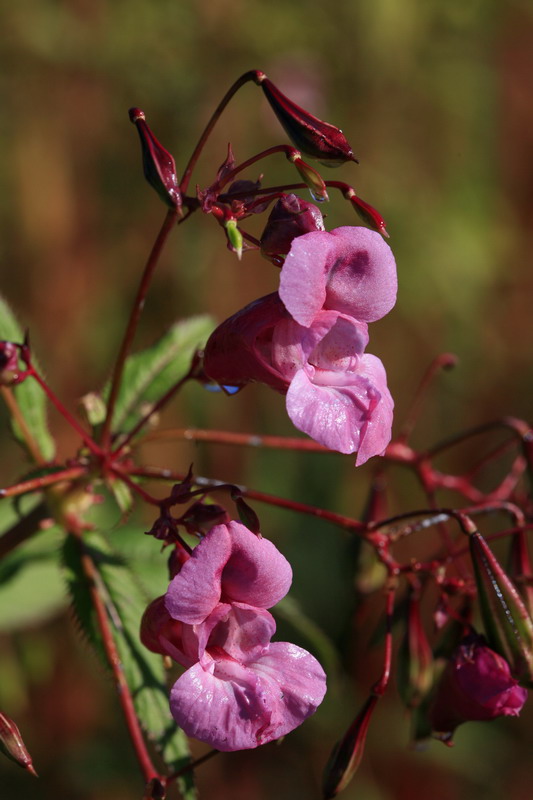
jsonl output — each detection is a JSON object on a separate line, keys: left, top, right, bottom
{"left": 288, "top": 152, "right": 329, "bottom": 202}
{"left": 256, "top": 72, "right": 357, "bottom": 167}
{"left": 129, "top": 108, "right": 181, "bottom": 210}
{"left": 224, "top": 218, "right": 243, "bottom": 259}
{"left": 0, "top": 711, "right": 37, "bottom": 776}
{"left": 140, "top": 596, "right": 184, "bottom": 655}
{"left": 429, "top": 634, "right": 528, "bottom": 742}
{"left": 0, "top": 341, "right": 21, "bottom": 386}
{"left": 344, "top": 189, "right": 389, "bottom": 238}
{"left": 322, "top": 695, "right": 378, "bottom": 799}
{"left": 260, "top": 194, "right": 325, "bottom": 257}
{"left": 397, "top": 592, "right": 434, "bottom": 709}
{"left": 469, "top": 528, "right": 533, "bottom": 684}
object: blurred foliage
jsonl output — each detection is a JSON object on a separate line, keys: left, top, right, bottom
{"left": 1, "top": 0, "right": 533, "bottom": 798}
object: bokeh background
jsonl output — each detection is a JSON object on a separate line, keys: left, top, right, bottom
{"left": 1, "top": 1, "right": 533, "bottom": 798}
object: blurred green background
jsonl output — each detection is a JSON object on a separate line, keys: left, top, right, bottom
{"left": 1, "top": 0, "right": 533, "bottom": 798}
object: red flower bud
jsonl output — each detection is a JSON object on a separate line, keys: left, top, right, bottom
{"left": 140, "top": 596, "right": 184, "bottom": 655}
{"left": 322, "top": 695, "right": 378, "bottom": 799}
{"left": 129, "top": 108, "right": 181, "bottom": 210}
{"left": 345, "top": 190, "right": 389, "bottom": 238}
{"left": 397, "top": 592, "right": 434, "bottom": 709}
{"left": 260, "top": 194, "right": 325, "bottom": 256}
{"left": 429, "top": 634, "right": 528, "bottom": 743}
{"left": 256, "top": 72, "right": 358, "bottom": 167}
{"left": 288, "top": 151, "right": 329, "bottom": 202}
{"left": 0, "top": 711, "right": 37, "bottom": 776}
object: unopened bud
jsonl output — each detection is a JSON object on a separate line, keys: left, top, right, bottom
{"left": 429, "top": 634, "right": 528, "bottom": 743}
{"left": 0, "top": 711, "right": 37, "bottom": 776}
{"left": 288, "top": 152, "right": 328, "bottom": 202}
{"left": 225, "top": 219, "right": 243, "bottom": 259}
{"left": 397, "top": 592, "right": 434, "bottom": 709}
{"left": 469, "top": 527, "right": 533, "bottom": 683}
{"left": 129, "top": 108, "right": 181, "bottom": 210}
{"left": 322, "top": 695, "right": 378, "bottom": 798}
{"left": 255, "top": 72, "right": 358, "bottom": 167}
{"left": 343, "top": 188, "right": 389, "bottom": 238}
{"left": 260, "top": 194, "right": 324, "bottom": 257}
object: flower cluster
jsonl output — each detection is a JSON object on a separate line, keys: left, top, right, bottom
{"left": 141, "top": 521, "right": 327, "bottom": 751}
{"left": 204, "top": 207, "right": 397, "bottom": 465}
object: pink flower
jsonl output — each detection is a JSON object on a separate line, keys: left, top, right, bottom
{"left": 165, "top": 521, "right": 293, "bottom": 624}
{"left": 147, "top": 522, "right": 327, "bottom": 751}
{"left": 279, "top": 226, "right": 397, "bottom": 327}
{"left": 204, "top": 293, "right": 393, "bottom": 464}
{"left": 429, "top": 635, "right": 528, "bottom": 741}
{"left": 168, "top": 603, "right": 327, "bottom": 751}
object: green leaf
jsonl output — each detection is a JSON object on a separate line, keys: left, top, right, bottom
{"left": 0, "top": 514, "right": 67, "bottom": 631}
{"left": 0, "top": 295, "right": 55, "bottom": 461}
{"left": 62, "top": 531, "right": 196, "bottom": 797}
{"left": 103, "top": 315, "right": 214, "bottom": 436}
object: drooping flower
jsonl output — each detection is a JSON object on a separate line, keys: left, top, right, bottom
{"left": 204, "top": 293, "right": 393, "bottom": 464}
{"left": 279, "top": 226, "right": 397, "bottom": 327}
{"left": 142, "top": 521, "right": 327, "bottom": 751}
{"left": 429, "top": 634, "right": 528, "bottom": 742}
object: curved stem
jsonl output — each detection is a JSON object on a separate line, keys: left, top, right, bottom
{"left": 101, "top": 208, "right": 178, "bottom": 448}
{"left": 180, "top": 70, "right": 260, "bottom": 195}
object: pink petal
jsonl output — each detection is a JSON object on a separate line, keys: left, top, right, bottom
{"left": 165, "top": 522, "right": 293, "bottom": 625}
{"left": 279, "top": 231, "right": 334, "bottom": 326}
{"left": 165, "top": 524, "right": 232, "bottom": 624}
{"left": 285, "top": 362, "right": 393, "bottom": 463}
{"left": 271, "top": 312, "right": 338, "bottom": 381}
{"left": 279, "top": 227, "right": 397, "bottom": 326}
{"left": 325, "top": 228, "right": 397, "bottom": 322}
{"left": 170, "top": 658, "right": 273, "bottom": 751}
{"left": 250, "top": 642, "right": 327, "bottom": 735}
{"left": 202, "top": 603, "right": 276, "bottom": 663}
{"left": 221, "top": 521, "right": 293, "bottom": 609}
{"left": 353, "top": 355, "right": 394, "bottom": 466}
{"left": 169, "top": 643, "right": 327, "bottom": 751}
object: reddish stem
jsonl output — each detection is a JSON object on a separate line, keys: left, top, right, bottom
{"left": 75, "top": 532, "right": 162, "bottom": 788}
{"left": 179, "top": 70, "right": 261, "bottom": 194}
{"left": 397, "top": 353, "right": 459, "bottom": 444}
{"left": 27, "top": 369, "right": 102, "bottom": 457}
{"left": 127, "top": 465, "right": 366, "bottom": 532}
{"left": 0, "top": 465, "right": 87, "bottom": 499}
{"left": 112, "top": 371, "right": 195, "bottom": 457}
{"left": 217, "top": 145, "right": 302, "bottom": 192}
{"left": 137, "top": 427, "right": 330, "bottom": 452}
{"left": 101, "top": 208, "right": 178, "bottom": 448}
{"left": 372, "top": 584, "right": 396, "bottom": 696}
